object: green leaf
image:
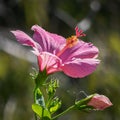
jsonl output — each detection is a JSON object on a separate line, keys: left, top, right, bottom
{"left": 42, "top": 117, "right": 51, "bottom": 120}
{"left": 32, "top": 104, "right": 51, "bottom": 119}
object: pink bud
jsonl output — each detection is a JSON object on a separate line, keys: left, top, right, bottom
{"left": 87, "top": 94, "right": 113, "bottom": 110}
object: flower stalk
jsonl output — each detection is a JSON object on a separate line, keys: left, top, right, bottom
{"left": 52, "top": 105, "right": 76, "bottom": 120}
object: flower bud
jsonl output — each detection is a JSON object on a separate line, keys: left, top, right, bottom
{"left": 87, "top": 94, "right": 113, "bottom": 110}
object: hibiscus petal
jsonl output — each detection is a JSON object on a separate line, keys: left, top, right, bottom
{"left": 31, "top": 25, "right": 66, "bottom": 53}
{"left": 37, "top": 52, "right": 62, "bottom": 74}
{"left": 59, "top": 40, "right": 99, "bottom": 62}
{"left": 61, "top": 58, "right": 100, "bottom": 78}
{"left": 11, "top": 30, "right": 42, "bottom": 53}
{"left": 11, "top": 30, "right": 36, "bottom": 47}
{"left": 75, "top": 40, "right": 99, "bottom": 59}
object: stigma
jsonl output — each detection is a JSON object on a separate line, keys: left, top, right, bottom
{"left": 66, "top": 26, "right": 86, "bottom": 48}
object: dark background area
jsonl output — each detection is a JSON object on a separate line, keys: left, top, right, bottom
{"left": 0, "top": 0, "right": 120, "bottom": 120}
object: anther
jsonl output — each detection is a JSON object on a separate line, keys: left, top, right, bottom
{"left": 66, "top": 36, "right": 78, "bottom": 48}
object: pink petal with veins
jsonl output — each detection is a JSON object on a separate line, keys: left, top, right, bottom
{"left": 37, "top": 52, "right": 62, "bottom": 74}
{"left": 61, "top": 58, "right": 100, "bottom": 78}
{"left": 31, "top": 25, "right": 66, "bottom": 53}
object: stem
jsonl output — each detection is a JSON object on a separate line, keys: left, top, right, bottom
{"left": 42, "top": 107, "right": 44, "bottom": 119}
{"left": 34, "top": 87, "right": 38, "bottom": 120}
{"left": 46, "top": 94, "right": 54, "bottom": 108}
{"left": 52, "top": 105, "right": 76, "bottom": 120}
{"left": 33, "top": 71, "right": 48, "bottom": 120}
{"left": 34, "top": 113, "right": 37, "bottom": 120}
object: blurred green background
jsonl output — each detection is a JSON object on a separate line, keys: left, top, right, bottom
{"left": 0, "top": 0, "right": 120, "bottom": 120}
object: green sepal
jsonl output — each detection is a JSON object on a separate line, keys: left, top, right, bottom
{"left": 32, "top": 104, "right": 51, "bottom": 119}
{"left": 30, "top": 68, "right": 38, "bottom": 80}
{"left": 47, "top": 79, "right": 59, "bottom": 97}
{"left": 34, "top": 87, "right": 45, "bottom": 107}
{"left": 75, "top": 94, "right": 94, "bottom": 110}
{"left": 35, "top": 69, "right": 47, "bottom": 87}
{"left": 49, "top": 97, "right": 61, "bottom": 114}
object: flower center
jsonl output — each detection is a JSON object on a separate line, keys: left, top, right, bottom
{"left": 56, "top": 35, "right": 78, "bottom": 57}
{"left": 56, "top": 26, "right": 86, "bottom": 57}
{"left": 66, "top": 35, "right": 78, "bottom": 48}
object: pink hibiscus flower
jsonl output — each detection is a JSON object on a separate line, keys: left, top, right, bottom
{"left": 11, "top": 25, "right": 100, "bottom": 78}
{"left": 87, "top": 94, "right": 113, "bottom": 110}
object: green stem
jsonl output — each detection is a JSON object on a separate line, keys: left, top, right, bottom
{"left": 46, "top": 94, "right": 54, "bottom": 108}
{"left": 34, "top": 87, "right": 38, "bottom": 120}
{"left": 42, "top": 107, "right": 44, "bottom": 119}
{"left": 52, "top": 105, "right": 76, "bottom": 120}
{"left": 34, "top": 113, "right": 38, "bottom": 120}
{"left": 33, "top": 70, "right": 48, "bottom": 120}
